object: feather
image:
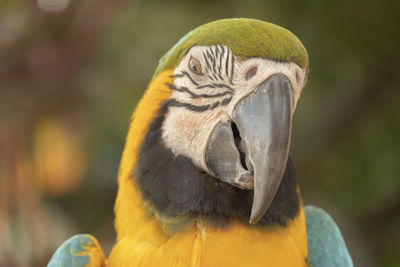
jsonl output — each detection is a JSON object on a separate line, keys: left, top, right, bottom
{"left": 47, "top": 234, "right": 106, "bottom": 267}
{"left": 305, "top": 206, "right": 353, "bottom": 267}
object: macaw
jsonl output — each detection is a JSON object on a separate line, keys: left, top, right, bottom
{"left": 48, "top": 18, "right": 353, "bottom": 267}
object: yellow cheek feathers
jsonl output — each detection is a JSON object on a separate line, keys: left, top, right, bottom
{"left": 117, "top": 70, "right": 174, "bottom": 185}
{"left": 114, "top": 70, "right": 174, "bottom": 241}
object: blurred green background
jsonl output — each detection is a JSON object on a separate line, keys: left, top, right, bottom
{"left": 1, "top": 0, "right": 399, "bottom": 266}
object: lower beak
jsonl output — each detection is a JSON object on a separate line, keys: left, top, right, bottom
{"left": 206, "top": 73, "right": 293, "bottom": 224}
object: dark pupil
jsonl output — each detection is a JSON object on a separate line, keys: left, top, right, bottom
{"left": 191, "top": 62, "right": 198, "bottom": 72}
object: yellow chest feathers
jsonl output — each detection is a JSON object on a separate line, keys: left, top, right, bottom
{"left": 108, "top": 180, "right": 307, "bottom": 267}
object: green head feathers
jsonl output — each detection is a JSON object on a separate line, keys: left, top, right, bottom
{"left": 153, "top": 18, "right": 308, "bottom": 79}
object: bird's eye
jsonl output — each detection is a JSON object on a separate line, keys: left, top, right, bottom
{"left": 188, "top": 56, "right": 203, "bottom": 75}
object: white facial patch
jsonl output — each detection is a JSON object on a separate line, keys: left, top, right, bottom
{"left": 161, "top": 45, "right": 307, "bottom": 170}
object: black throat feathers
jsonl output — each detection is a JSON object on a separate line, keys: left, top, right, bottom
{"left": 134, "top": 100, "right": 300, "bottom": 228}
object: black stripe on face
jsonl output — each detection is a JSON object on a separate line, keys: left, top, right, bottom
{"left": 221, "top": 96, "right": 232, "bottom": 106}
{"left": 167, "top": 83, "right": 199, "bottom": 98}
{"left": 214, "top": 46, "right": 222, "bottom": 77}
{"left": 216, "top": 72, "right": 224, "bottom": 81}
{"left": 225, "top": 47, "right": 230, "bottom": 78}
{"left": 168, "top": 96, "right": 232, "bottom": 113}
{"left": 230, "top": 51, "right": 235, "bottom": 81}
{"left": 203, "top": 52, "right": 212, "bottom": 72}
{"left": 192, "top": 91, "right": 232, "bottom": 99}
{"left": 169, "top": 99, "right": 212, "bottom": 112}
{"left": 214, "top": 46, "right": 219, "bottom": 58}
{"left": 167, "top": 83, "right": 232, "bottom": 99}
{"left": 196, "top": 83, "right": 233, "bottom": 91}
{"left": 174, "top": 71, "right": 199, "bottom": 86}
{"left": 218, "top": 46, "right": 224, "bottom": 77}
{"left": 206, "top": 50, "right": 216, "bottom": 74}
{"left": 210, "top": 101, "right": 220, "bottom": 110}
{"left": 220, "top": 45, "right": 225, "bottom": 65}
{"left": 210, "top": 72, "right": 219, "bottom": 81}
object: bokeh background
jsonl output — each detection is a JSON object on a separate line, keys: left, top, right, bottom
{"left": 1, "top": 0, "right": 399, "bottom": 266}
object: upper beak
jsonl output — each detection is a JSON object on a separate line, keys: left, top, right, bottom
{"left": 206, "top": 73, "right": 293, "bottom": 224}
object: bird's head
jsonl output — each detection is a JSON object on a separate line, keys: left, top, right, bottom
{"left": 121, "top": 18, "right": 308, "bottom": 230}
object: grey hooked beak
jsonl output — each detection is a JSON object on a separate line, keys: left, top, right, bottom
{"left": 205, "top": 73, "right": 293, "bottom": 224}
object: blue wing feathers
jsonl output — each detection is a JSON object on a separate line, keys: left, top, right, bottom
{"left": 47, "top": 234, "right": 94, "bottom": 267}
{"left": 305, "top": 205, "right": 353, "bottom": 267}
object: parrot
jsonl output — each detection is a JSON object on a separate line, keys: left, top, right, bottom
{"left": 48, "top": 18, "right": 353, "bottom": 267}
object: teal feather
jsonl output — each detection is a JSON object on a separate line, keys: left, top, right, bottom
{"left": 305, "top": 205, "right": 353, "bottom": 267}
{"left": 47, "top": 234, "right": 93, "bottom": 267}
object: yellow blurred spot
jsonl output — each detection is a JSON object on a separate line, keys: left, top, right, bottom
{"left": 33, "top": 117, "right": 86, "bottom": 196}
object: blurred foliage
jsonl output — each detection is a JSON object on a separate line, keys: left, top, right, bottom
{"left": 0, "top": 0, "right": 399, "bottom": 266}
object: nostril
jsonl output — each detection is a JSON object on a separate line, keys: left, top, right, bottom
{"left": 245, "top": 66, "right": 258, "bottom": 81}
